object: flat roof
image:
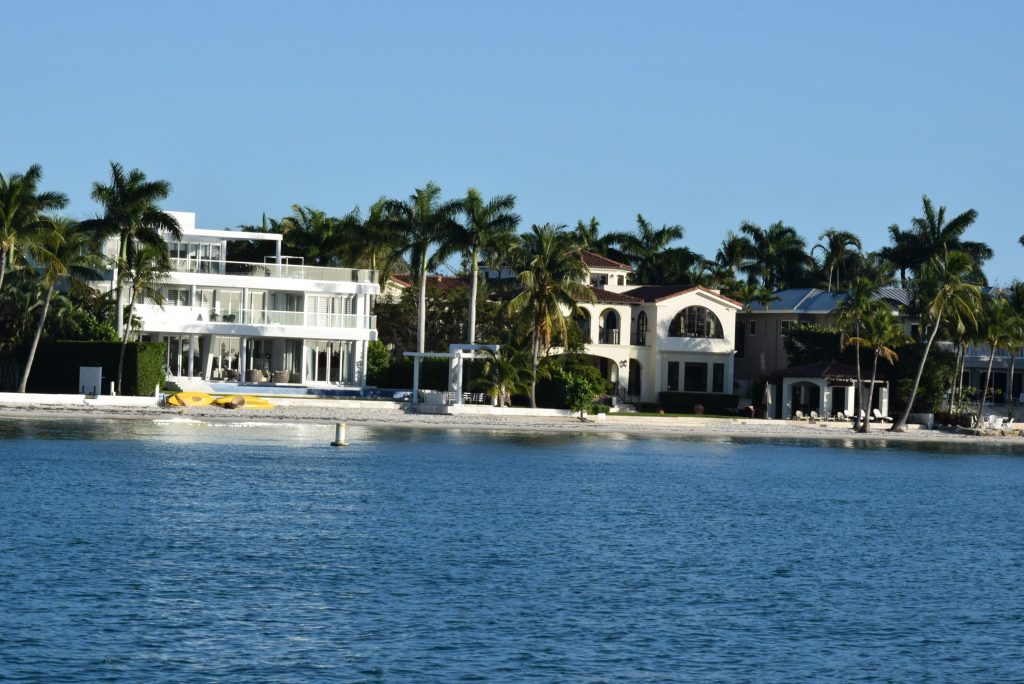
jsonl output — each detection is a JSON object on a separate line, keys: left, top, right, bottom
{"left": 184, "top": 227, "right": 282, "bottom": 242}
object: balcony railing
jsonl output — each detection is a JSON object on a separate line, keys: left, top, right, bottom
{"left": 599, "top": 328, "right": 620, "bottom": 344}
{"left": 169, "top": 258, "right": 377, "bottom": 284}
{"left": 210, "top": 308, "right": 376, "bottom": 329}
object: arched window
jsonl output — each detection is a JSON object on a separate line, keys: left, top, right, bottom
{"left": 668, "top": 306, "right": 723, "bottom": 339}
{"left": 636, "top": 312, "right": 648, "bottom": 345}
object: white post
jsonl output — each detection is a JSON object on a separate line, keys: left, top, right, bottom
{"left": 331, "top": 422, "right": 348, "bottom": 447}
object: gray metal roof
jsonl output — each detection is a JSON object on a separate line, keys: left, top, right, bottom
{"left": 748, "top": 287, "right": 912, "bottom": 314}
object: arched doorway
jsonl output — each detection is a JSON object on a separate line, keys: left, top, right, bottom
{"left": 599, "top": 309, "right": 620, "bottom": 344}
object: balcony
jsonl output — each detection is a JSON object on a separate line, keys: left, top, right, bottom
{"left": 169, "top": 258, "right": 377, "bottom": 284}
{"left": 136, "top": 303, "right": 376, "bottom": 331}
{"left": 598, "top": 328, "right": 620, "bottom": 345}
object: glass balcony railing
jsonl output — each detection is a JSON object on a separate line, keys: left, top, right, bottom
{"left": 208, "top": 308, "right": 376, "bottom": 329}
{"left": 169, "top": 258, "right": 377, "bottom": 284}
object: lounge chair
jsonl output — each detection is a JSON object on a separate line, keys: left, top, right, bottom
{"left": 793, "top": 410, "right": 805, "bottom": 420}
{"left": 833, "top": 411, "right": 846, "bottom": 422}
{"left": 809, "top": 411, "right": 820, "bottom": 422}
{"left": 872, "top": 409, "right": 893, "bottom": 423}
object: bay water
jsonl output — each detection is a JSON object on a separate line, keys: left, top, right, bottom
{"left": 1, "top": 418, "right": 1022, "bottom": 682}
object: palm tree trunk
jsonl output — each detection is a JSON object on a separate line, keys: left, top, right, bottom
{"left": 976, "top": 350, "right": 997, "bottom": 427}
{"left": 413, "top": 253, "right": 427, "bottom": 404}
{"left": 115, "top": 237, "right": 127, "bottom": 338}
{"left": 117, "top": 290, "right": 137, "bottom": 395}
{"left": 18, "top": 284, "right": 54, "bottom": 393}
{"left": 853, "top": 332, "right": 864, "bottom": 431}
{"left": 1007, "top": 352, "right": 1017, "bottom": 419}
{"left": 892, "top": 311, "right": 944, "bottom": 431}
{"left": 468, "top": 247, "right": 479, "bottom": 345}
{"left": 0, "top": 247, "right": 8, "bottom": 291}
{"left": 861, "top": 352, "right": 880, "bottom": 433}
{"left": 948, "top": 344, "right": 962, "bottom": 413}
{"left": 529, "top": 328, "right": 540, "bottom": 409}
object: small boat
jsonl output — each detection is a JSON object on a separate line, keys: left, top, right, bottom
{"left": 166, "top": 392, "right": 215, "bottom": 407}
{"left": 211, "top": 395, "right": 275, "bottom": 409}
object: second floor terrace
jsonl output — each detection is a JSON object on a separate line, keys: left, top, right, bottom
{"left": 168, "top": 257, "right": 377, "bottom": 284}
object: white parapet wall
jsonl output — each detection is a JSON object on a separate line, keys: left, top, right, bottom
{"left": 0, "top": 392, "right": 159, "bottom": 408}
{"left": 415, "top": 403, "right": 577, "bottom": 418}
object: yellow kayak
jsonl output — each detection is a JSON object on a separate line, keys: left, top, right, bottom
{"left": 211, "top": 395, "right": 275, "bottom": 409}
{"left": 166, "top": 392, "right": 215, "bottom": 407}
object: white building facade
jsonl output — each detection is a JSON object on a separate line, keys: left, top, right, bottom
{"left": 113, "top": 212, "right": 379, "bottom": 386}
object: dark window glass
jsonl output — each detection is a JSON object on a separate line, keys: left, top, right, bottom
{"left": 667, "top": 361, "right": 679, "bottom": 391}
{"left": 712, "top": 363, "right": 724, "bottom": 393}
{"left": 684, "top": 363, "right": 707, "bottom": 392}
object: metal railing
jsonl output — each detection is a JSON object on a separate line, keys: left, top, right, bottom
{"left": 169, "top": 258, "right": 377, "bottom": 284}
{"left": 599, "top": 328, "right": 620, "bottom": 344}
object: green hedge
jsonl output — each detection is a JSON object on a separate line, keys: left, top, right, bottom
{"left": 367, "top": 356, "right": 454, "bottom": 391}
{"left": 658, "top": 392, "right": 738, "bottom": 415}
{"left": 15, "top": 341, "right": 166, "bottom": 396}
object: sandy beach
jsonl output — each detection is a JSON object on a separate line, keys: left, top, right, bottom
{"left": 2, "top": 400, "right": 1022, "bottom": 447}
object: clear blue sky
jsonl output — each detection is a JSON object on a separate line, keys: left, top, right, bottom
{"left": 6, "top": 1, "right": 1023, "bottom": 282}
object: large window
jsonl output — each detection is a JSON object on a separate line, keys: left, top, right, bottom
{"left": 684, "top": 363, "right": 708, "bottom": 392}
{"left": 712, "top": 363, "right": 725, "bottom": 393}
{"left": 669, "top": 306, "right": 723, "bottom": 338}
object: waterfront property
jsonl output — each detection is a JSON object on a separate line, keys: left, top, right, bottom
{"left": 99, "top": 212, "right": 379, "bottom": 387}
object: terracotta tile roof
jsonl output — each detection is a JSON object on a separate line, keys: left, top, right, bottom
{"left": 584, "top": 286, "right": 644, "bottom": 305}
{"left": 623, "top": 285, "right": 743, "bottom": 308}
{"left": 582, "top": 250, "right": 632, "bottom": 272}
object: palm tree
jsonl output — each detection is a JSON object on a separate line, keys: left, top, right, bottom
{"left": 116, "top": 243, "right": 170, "bottom": 394}
{"left": 0, "top": 164, "right": 69, "bottom": 291}
{"left": 974, "top": 294, "right": 1014, "bottom": 426}
{"left": 508, "top": 224, "right": 595, "bottom": 408}
{"left": 892, "top": 248, "right": 981, "bottom": 431}
{"left": 909, "top": 195, "right": 991, "bottom": 275}
{"left": 79, "top": 162, "right": 180, "bottom": 337}
{"left": 813, "top": 228, "right": 862, "bottom": 292}
{"left": 383, "top": 182, "right": 463, "bottom": 400}
{"left": 846, "top": 306, "right": 905, "bottom": 432}
{"left": 606, "top": 214, "right": 684, "bottom": 284}
{"left": 474, "top": 345, "right": 531, "bottom": 407}
{"left": 435, "top": 189, "right": 519, "bottom": 344}
{"left": 838, "top": 278, "right": 880, "bottom": 431}
{"left": 714, "top": 231, "right": 751, "bottom": 288}
{"left": 739, "top": 220, "right": 810, "bottom": 291}
{"left": 1005, "top": 282, "right": 1024, "bottom": 418}
{"left": 878, "top": 224, "right": 919, "bottom": 289}
{"left": 18, "top": 218, "right": 102, "bottom": 392}
{"left": 279, "top": 205, "right": 340, "bottom": 266}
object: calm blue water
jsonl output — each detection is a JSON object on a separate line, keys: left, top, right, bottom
{"left": 1, "top": 419, "right": 1023, "bottom": 683}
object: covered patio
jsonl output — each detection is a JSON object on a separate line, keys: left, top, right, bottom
{"left": 773, "top": 361, "right": 889, "bottom": 419}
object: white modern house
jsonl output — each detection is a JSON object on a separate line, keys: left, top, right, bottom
{"left": 107, "top": 211, "right": 379, "bottom": 386}
{"left": 569, "top": 253, "right": 743, "bottom": 405}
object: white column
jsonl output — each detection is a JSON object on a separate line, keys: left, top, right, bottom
{"left": 188, "top": 335, "right": 196, "bottom": 377}
{"left": 275, "top": 240, "right": 282, "bottom": 265}
{"left": 239, "top": 336, "right": 247, "bottom": 379}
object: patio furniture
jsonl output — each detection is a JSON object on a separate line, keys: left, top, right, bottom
{"left": 872, "top": 409, "right": 893, "bottom": 423}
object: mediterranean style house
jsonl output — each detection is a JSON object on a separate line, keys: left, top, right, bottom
{"left": 568, "top": 252, "right": 743, "bottom": 406}
{"left": 105, "top": 211, "right": 379, "bottom": 386}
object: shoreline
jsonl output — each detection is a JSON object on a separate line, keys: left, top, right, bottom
{"left": 3, "top": 403, "right": 1023, "bottom": 448}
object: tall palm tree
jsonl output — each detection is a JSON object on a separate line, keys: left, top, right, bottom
{"left": 739, "top": 220, "right": 810, "bottom": 291}
{"left": 606, "top": 214, "right": 684, "bottom": 284}
{"left": 383, "top": 182, "right": 463, "bottom": 400}
{"left": 813, "top": 228, "right": 862, "bottom": 292}
{"left": 435, "top": 188, "right": 519, "bottom": 344}
{"left": 892, "top": 248, "right": 981, "bottom": 431}
{"left": 18, "top": 218, "right": 102, "bottom": 392}
{"left": 338, "top": 198, "right": 406, "bottom": 283}
{"left": 974, "top": 293, "right": 1013, "bottom": 426}
{"left": 116, "top": 242, "right": 170, "bottom": 394}
{"left": 0, "top": 164, "right": 69, "bottom": 291}
{"left": 846, "top": 306, "right": 905, "bottom": 432}
{"left": 909, "top": 195, "right": 991, "bottom": 275}
{"left": 279, "top": 205, "right": 340, "bottom": 266}
{"left": 1004, "top": 281, "right": 1024, "bottom": 418}
{"left": 838, "top": 278, "right": 880, "bottom": 430}
{"left": 508, "top": 224, "right": 595, "bottom": 408}
{"left": 79, "top": 162, "right": 180, "bottom": 337}
{"left": 714, "top": 231, "right": 751, "bottom": 288}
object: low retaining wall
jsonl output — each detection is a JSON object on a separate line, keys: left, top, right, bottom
{"left": 415, "top": 404, "right": 576, "bottom": 418}
{"left": 0, "top": 392, "right": 158, "bottom": 408}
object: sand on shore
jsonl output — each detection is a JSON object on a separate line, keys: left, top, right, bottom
{"left": 2, "top": 401, "right": 1022, "bottom": 447}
